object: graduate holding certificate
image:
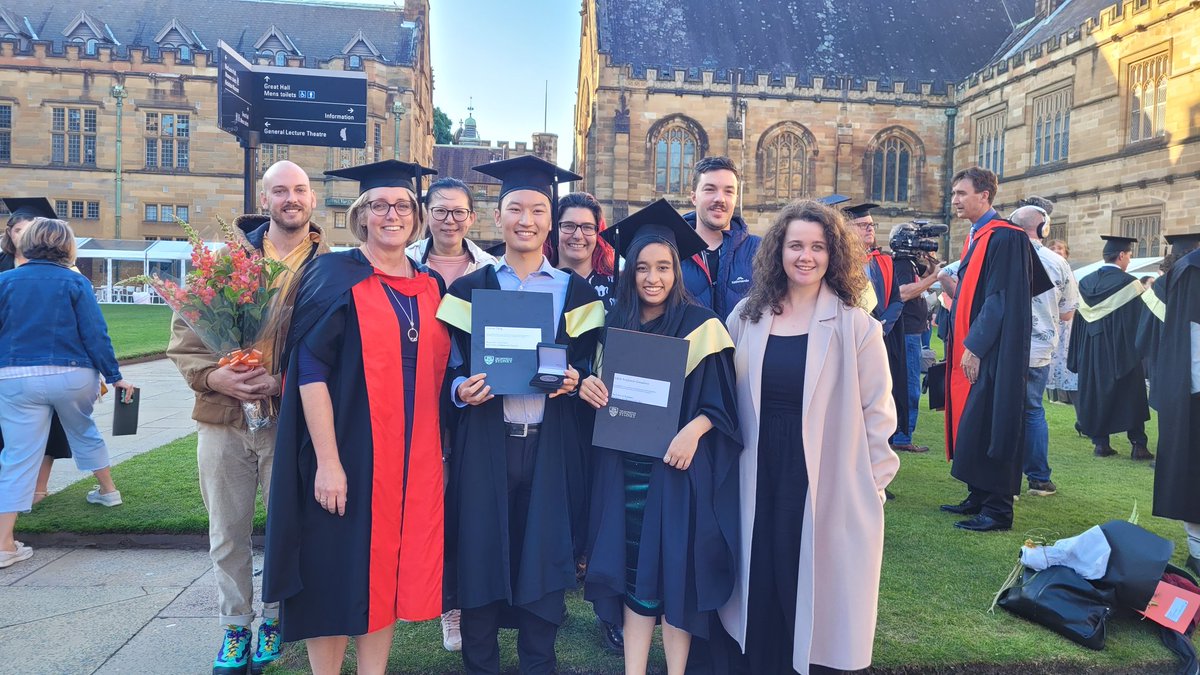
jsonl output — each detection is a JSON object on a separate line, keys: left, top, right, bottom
{"left": 577, "top": 199, "right": 740, "bottom": 675}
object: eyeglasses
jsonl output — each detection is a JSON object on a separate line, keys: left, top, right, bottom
{"left": 854, "top": 222, "right": 876, "bottom": 230}
{"left": 430, "top": 206, "right": 472, "bottom": 223}
{"left": 559, "top": 221, "right": 598, "bottom": 236}
{"left": 368, "top": 199, "right": 416, "bottom": 217}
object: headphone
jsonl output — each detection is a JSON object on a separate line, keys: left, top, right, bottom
{"left": 1026, "top": 205, "right": 1049, "bottom": 239}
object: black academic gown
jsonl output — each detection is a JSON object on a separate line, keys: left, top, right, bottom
{"left": 1152, "top": 250, "right": 1200, "bottom": 522}
{"left": 263, "top": 250, "right": 452, "bottom": 641}
{"left": 1136, "top": 276, "right": 1168, "bottom": 410}
{"left": 584, "top": 305, "right": 740, "bottom": 639}
{"left": 948, "top": 224, "right": 1045, "bottom": 496}
{"left": 438, "top": 265, "right": 605, "bottom": 625}
{"left": 1067, "top": 266, "right": 1151, "bottom": 437}
{"left": 867, "top": 253, "right": 909, "bottom": 435}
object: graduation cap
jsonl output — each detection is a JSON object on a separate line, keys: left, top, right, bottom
{"left": 471, "top": 155, "right": 582, "bottom": 205}
{"left": 1164, "top": 232, "right": 1200, "bottom": 248}
{"left": 843, "top": 202, "right": 880, "bottom": 219}
{"left": 324, "top": 159, "right": 438, "bottom": 204}
{"left": 600, "top": 198, "right": 706, "bottom": 261}
{"left": 816, "top": 194, "right": 850, "bottom": 207}
{"left": 1100, "top": 234, "right": 1138, "bottom": 256}
{"left": 2, "top": 197, "right": 56, "bottom": 221}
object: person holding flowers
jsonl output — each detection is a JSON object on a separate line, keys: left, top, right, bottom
{"left": 263, "top": 159, "right": 450, "bottom": 675}
{"left": 0, "top": 217, "right": 136, "bottom": 569}
{"left": 165, "top": 160, "right": 329, "bottom": 675}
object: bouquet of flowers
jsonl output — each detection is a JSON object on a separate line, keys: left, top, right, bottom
{"left": 122, "top": 218, "right": 291, "bottom": 432}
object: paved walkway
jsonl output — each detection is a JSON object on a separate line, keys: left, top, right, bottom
{"left": 0, "top": 358, "right": 269, "bottom": 674}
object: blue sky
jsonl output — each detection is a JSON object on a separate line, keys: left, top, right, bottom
{"left": 428, "top": 0, "right": 582, "bottom": 167}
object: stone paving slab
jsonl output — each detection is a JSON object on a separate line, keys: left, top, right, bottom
{"left": 0, "top": 546, "right": 71, "bottom": 587}
{"left": 94, "top": 617, "right": 219, "bottom": 675}
{"left": 13, "top": 548, "right": 212, "bottom": 588}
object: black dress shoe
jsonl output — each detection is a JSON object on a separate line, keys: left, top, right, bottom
{"left": 940, "top": 500, "right": 982, "bottom": 515}
{"left": 1131, "top": 443, "right": 1154, "bottom": 461}
{"left": 954, "top": 514, "right": 1011, "bottom": 532}
{"left": 1093, "top": 444, "right": 1117, "bottom": 457}
{"left": 596, "top": 617, "right": 623, "bottom": 654}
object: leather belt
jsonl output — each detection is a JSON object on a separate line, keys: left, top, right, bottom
{"left": 505, "top": 422, "right": 541, "bottom": 438}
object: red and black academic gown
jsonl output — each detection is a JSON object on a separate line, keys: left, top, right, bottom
{"left": 263, "top": 249, "right": 451, "bottom": 642}
{"left": 1152, "top": 250, "right": 1200, "bottom": 522}
{"left": 944, "top": 220, "right": 1048, "bottom": 496}
{"left": 435, "top": 265, "right": 605, "bottom": 625}
{"left": 1136, "top": 278, "right": 1168, "bottom": 410}
{"left": 867, "top": 250, "right": 909, "bottom": 434}
{"left": 584, "top": 305, "right": 740, "bottom": 639}
{"left": 1067, "top": 266, "right": 1151, "bottom": 437}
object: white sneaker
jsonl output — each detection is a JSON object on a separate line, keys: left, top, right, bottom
{"left": 86, "top": 487, "right": 123, "bottom": 507}
{"left": 441, "top": 609, "right": 462, "bottom": 652}
{"left": 0, "top": 541, "right": 32, "bottom": 568}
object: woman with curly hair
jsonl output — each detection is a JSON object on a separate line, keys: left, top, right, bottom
{"left": 545, "top": 192, "right": 617, "bottom": 308}
{"left": 719, "top": 200, "right": 899, "bottom": 674}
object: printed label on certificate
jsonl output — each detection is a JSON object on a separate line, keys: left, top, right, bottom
{"left": 611, "top": 373, "right": 671, "bottom": 408}
{"left": 484, "top": 326, "right": 543, "bottom": 351}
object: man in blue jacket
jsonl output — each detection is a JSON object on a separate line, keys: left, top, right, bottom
{"left": 681, "top": 156, "right": 760, "bottom": 322}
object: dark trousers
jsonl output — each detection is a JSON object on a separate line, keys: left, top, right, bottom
{"left": 1089, "top": 420, "right": 1148, "bottom": 447}
{"left": 461, "top": 600, "right": 559, "bottom": 675}
{"left": 967, "top": 485, "right": 1014, "bottom": 525}
{"left": 460, "top": 434, "right": 559, "bottom": 675}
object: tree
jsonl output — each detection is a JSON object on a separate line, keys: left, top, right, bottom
{"left": 433, "top": 107, "right": 453, "bottom": 145}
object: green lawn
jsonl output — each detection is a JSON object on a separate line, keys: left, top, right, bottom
{"left": 20, "top": 380, "right": 1189, "bottom": 673}
{"left": 101, "top": 303, "right": 173, "bottom": 360}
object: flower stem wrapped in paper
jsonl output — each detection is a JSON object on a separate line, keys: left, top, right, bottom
{"left": 121, "top": 219, "right": 292, "bottom": 432}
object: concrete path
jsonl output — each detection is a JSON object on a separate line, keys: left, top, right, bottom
{"left": 0, "top": 547, "right": 273, "bottom": 674}
{"left": 47, "top": 358, "right": 198, "bottom": 493}
{"left": 0, "top": 358, "right": 256, "bottom": 673}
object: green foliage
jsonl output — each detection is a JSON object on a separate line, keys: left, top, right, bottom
{"left": 434, "top": 106, "right": 453, "bottom": 145}
{"left": 101, "top": 304, "right": 173, "bottom": 360}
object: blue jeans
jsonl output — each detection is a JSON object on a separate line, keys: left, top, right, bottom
{"left": 0, "top": 368, "right": 107, "bottom": 513}
{"left": 891, "top": 334, "right": 924, "bottom": 445}
{"left": 1023, "top": 365, "right": 1051, "bottom": 483}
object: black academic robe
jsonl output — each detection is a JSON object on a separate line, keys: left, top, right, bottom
{"left": 1067, "top": 266, "right": 1151, "bottom": 437}
{"left": 1152, "top": 250, "right": 1200, "bottom": 522}
{"left": 263, "top": 250, "right": 452, "bottom": 642}
{"left": 1135, "top": 276, "right": 1168, "bottom": 410}
{"left": 437, "top": 265, "right": 605, "bottom": 624}
{"left": 867, "top": 251, "right": 909, "bottom": 435}
{"left": 584, "top": 305, "right": 740, "bottom": 639}
{"left": 946, "top": 222, "right": 1046, "bottom": 496}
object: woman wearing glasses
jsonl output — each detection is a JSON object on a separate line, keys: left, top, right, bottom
{"left": 407, "top": 177, "right": 497, "bottom": 288}
{"left": 546, "top": 192, "right": 617, "bottom": 308}
{"left": 264, "top": 160, "right": 452, "bottom": 674}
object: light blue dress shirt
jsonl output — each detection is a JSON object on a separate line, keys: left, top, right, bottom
{"left": 451, "top": 255, "right": 570, "bottom": 424}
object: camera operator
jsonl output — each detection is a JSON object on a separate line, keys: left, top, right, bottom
{"left": 889, "top": 224, "right": 943, "bottom": 453}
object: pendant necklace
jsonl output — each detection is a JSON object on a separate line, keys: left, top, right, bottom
{"left": 383, "top": 283, "right": 419, "bottom": 343}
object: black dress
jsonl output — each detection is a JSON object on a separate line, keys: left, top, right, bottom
{"left": 745, "top": 333, "right": 809, "bottom": 674}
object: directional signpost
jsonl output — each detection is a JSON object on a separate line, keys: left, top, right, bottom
{"left": 216, "top": 40, "right": 367, "bottom": 213}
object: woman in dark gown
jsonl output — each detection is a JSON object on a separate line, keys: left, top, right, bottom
{"left": 578, "top": 199, "right": 740, "bottom": 675}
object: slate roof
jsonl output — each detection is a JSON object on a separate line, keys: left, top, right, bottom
{"left": 993, "top": 0, "right": 1116, "bottom": 62}
{"left": 0, "top": 0, "right": 418, "bottom": 66}
{"left": 596, "top": 0, "right": 1037, "bottom": 89}
{"left": 433, "top": 145, "right": 504, "bottom": 185}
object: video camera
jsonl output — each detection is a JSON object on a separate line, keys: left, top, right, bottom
{"left": 888, "top": 220, "right": 948, "bottom": 275}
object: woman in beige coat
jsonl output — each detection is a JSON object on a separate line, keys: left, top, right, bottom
{"left": 718, "top": 200, "right": 899, "bottom": 674}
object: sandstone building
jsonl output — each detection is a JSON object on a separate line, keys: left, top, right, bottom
{"left": 0, "top": 0, "right": 432, "bottom": 248}
{"left": 575, "top": 0, "right": 1199, "bottom": 262}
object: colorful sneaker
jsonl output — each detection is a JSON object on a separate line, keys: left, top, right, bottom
{"left": 213, "top": 624, "right": 251, "bottom": 675}
{"left": 441, "top": 609, "right": 462, "bottom": 652}
{"left": 250, "top": 618, "right": 281, "bottom": 674}
{"left": 86, "top": 487, "right": 123, "bottom": 507}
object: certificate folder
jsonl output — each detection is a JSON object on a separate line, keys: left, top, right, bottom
{"left": 113, "top": 387, "right": 140, "bottom": 436}
{"left": 592, "top": 328, "right": 688, "bottom": 458}
{"left": 470, "top": 289, "right": 555, "bottom": 395}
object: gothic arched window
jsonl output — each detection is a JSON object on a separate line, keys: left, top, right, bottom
{"left": 275, "top": 52, "right": 288, "bottom": 66}
{"left": 653, "top": 124, "right": 698, "bottom": 194}
{"left": 869, "top": 136, "right": 913, "bottom": 203}
{"left": 758, "top": 124, "right": 814, "bottom": 201}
